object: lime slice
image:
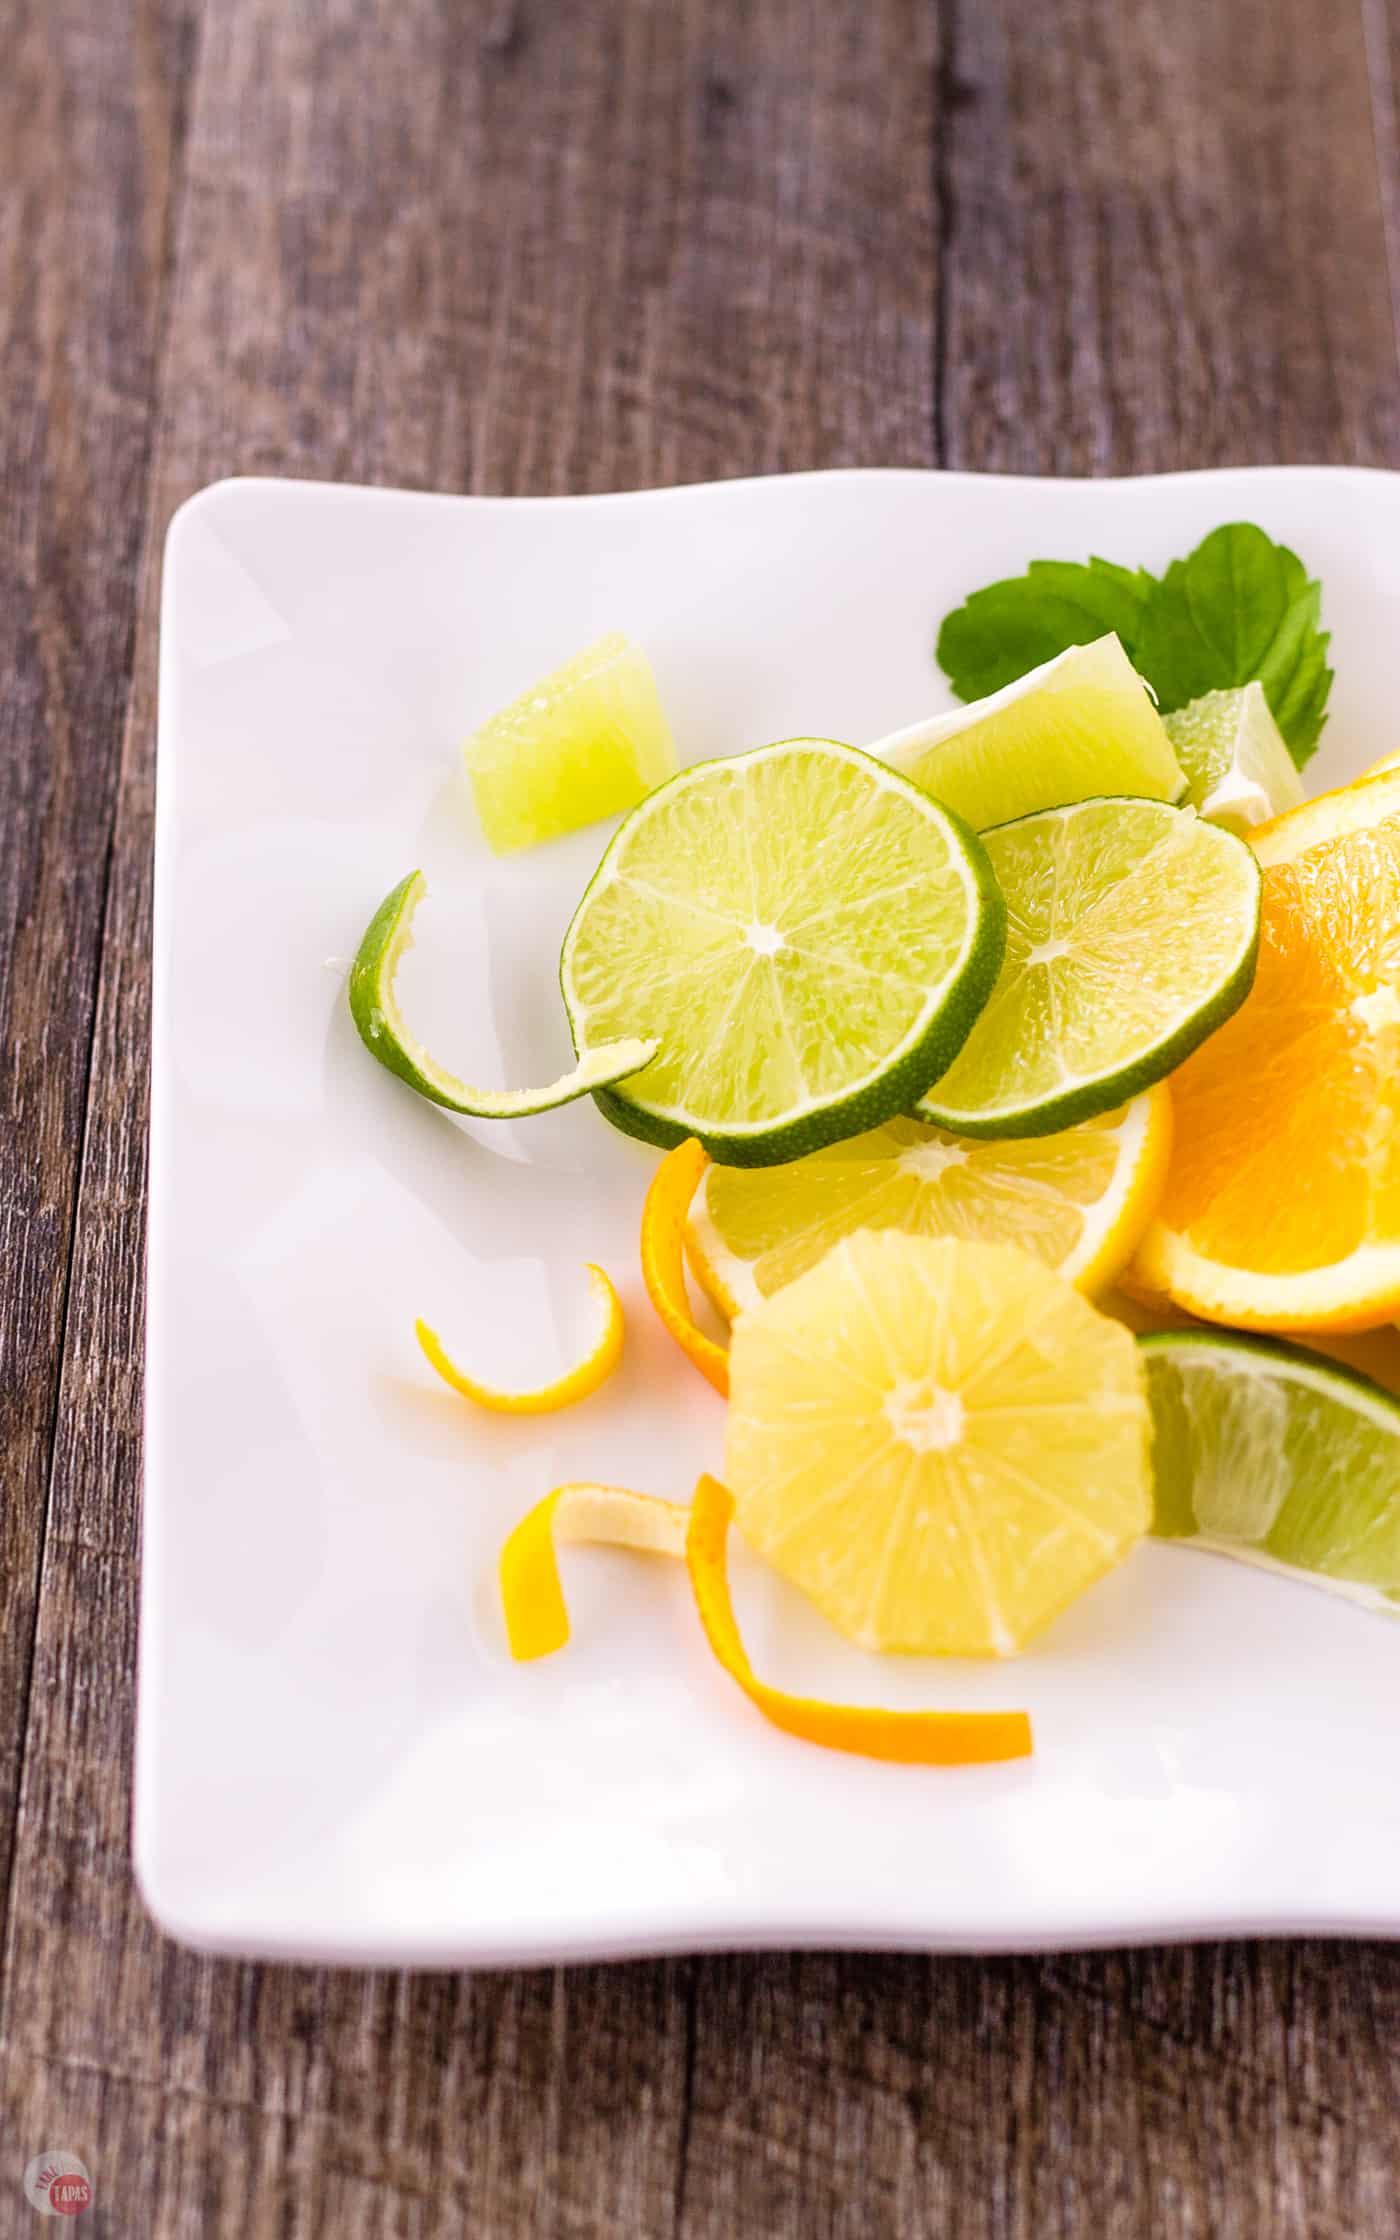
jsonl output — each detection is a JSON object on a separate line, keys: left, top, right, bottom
{"left": 687, "top": 1086, "right": 1171, "bottom": 1319}
{"left": 1142, "top": 1330, "right": 1400, "bottom": 1615}
{"left": 874, "top": 636, "right": 1185, "bottom": 830}
{"left": 916, "top": 798, "right": 1260, "bottom": 1138}
{"left": 724, "top": 1231, "right": 1151, "bottom": 1655}
{"left": 1163, "top": 683, "right": 1305, "bottom": 834}
{"left": 464, "top": 632, "right": 676, "bottom": 854}
{"left": 560, "top": 739, "right": 1006, "bottom": 1167}
{"left": 349, "top": 871, "right": 656, "bottom": 1114}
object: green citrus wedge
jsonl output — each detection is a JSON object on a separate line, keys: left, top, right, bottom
{"left": 1142, "top": 1330, "right": 1400, "bottom": 1616}
{"left": 1163, "top": 682, "right": 1305, "bottom": 834}
{"left": 874, "top": 635, "right": 1185, "bottom": 830}
{"left": 349, "top": 871, "right": 657, "bottom": 1115}
{"left": 464, "top": 632, "right": 677, "bottom": 854}
{"left": 915, "top": 797, "right": 1260, "bottom": 1138}
{"left": 560, "top": 738, "right": 1006, "bottom": 1167}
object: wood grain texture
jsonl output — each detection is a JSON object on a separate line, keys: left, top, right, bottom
{"left": 3, "top": 0, "right": 1400, "bottom": 2234}
{"left": 0, "top": 0, "right": 197, "bottom": 1951}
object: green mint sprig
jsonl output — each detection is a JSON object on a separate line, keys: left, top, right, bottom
{"left": 936, "top": 523, "right": 1332, "bottom": 766}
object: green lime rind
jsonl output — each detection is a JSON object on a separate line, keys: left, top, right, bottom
{"left": 349, "top": 870, "right": 658, "bottom": 1117}
{"left": 560, "top": 739, "right": 1007, "bottom": 1170}
{"left": 1140, "top": 1330, "right": 1400, "bottom": 1615}
{"left": 915, "top": 796, "right": 1260, "bottom": 1140}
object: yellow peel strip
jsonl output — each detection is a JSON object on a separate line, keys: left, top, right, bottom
{"left": 417, "top": 1263, "right": 623, "bottom": 1415}
{"left": 499, "top": 1476, "right": 1032, "bottom": 1765}
{"left": 640, "top": 1140, "right": 729, "bottom": 1396}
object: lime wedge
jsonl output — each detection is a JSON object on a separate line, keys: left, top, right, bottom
{"left": 874, "top": 636, "right": 1185, "bottom": 830}
{"left": 464, "top": 632, "right": 676, "bottom": 854}
{"left": 1142, "top": 1331, "right": 1400, "bottom": 1615}
{"left": 349, "top": 871, "right": 656, "bottom": 1115}
{"left": 560, "top": 739, "right": 1005, "bottom": 1167}
{"left": 916, "top": 797, "right": 1260, "bottom": 1137}
{"left": 1164, "top": 682, "right": 1305, "bottom": 834}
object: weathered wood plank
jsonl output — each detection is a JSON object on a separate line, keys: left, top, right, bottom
{"left": 0, "top": 1, "right": 940, "bottom": 2234}
{"left": 940, "top": 0, "right": 1400, "bottom": 473}
{"left": 0, "top": 0, "right": 200, "bottom": 1942}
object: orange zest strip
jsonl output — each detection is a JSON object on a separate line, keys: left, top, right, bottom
{"left": 685, "top": 1476, "right": 1033, "bottom": 1766}
{"left": 640, "top": 1140, "right": 729, "bottom": 1396}
{"left": 416, "top": 1263, "right": 623, "bottom": 1415}
{"left": 499, "top": 1483, "right": 690, "bottom": 1660}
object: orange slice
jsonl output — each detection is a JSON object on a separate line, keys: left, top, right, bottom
{"left": 416, "top": 1263, "right": 623, "bottom": 1413}
{"left": 1131, "top": 769, "right": 1400, "bottom": 1330}
{"left": 640, "top": 1140, "right": 729, "bottom": 1395}
{"left": 497, "top": 1477, "right": 1032, "bottom": 1765}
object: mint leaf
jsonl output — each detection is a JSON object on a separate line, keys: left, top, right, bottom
{"left": 935, "top": 522, "right": 1330, "bottom": 767}
{"left": 935, "top": 558, "right": 1156, "bottom": 703}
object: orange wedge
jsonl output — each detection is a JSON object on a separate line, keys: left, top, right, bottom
{"left": 499, "top": 1477, "right": 1031, "bottom": 1765}
{"left": 1132, "top": 769, "right": 1400, "bottom": 1330}
{"left": 416, "top": 1263, "right": 623, "bottom": 1413}
{"left": 640, "top": 1140, "right": 729, "bottom": 1395}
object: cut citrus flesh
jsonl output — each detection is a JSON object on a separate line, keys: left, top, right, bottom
{"left": 685, "top": 1477, "right": 1032, "bottom": 1764}
{"left": 687, "top": 1086, "right": 1171, "bottom": 1320}
{"left": 1131, "top": 769, "right": 1400, "bottom": 1330}
{"left": 349, "top": 871, "right": 657, "bottom": 1115}
{"left": 464, "top": 632, "right": 676, "bottom": 854}
{"left": 1164, "top": 682, "right": 1304, "bottom": 834}
{"left": 561, "top": 738, "right": 1005, "bottom": 1166}
{"left": 499, "top": 1483, "right": 690, "bottom": 1659}
{"left": 874, "top": 635, "right": 1185, "bottom": 830}
{"left": 1142, "top": 1331, "right": 1400, "bottom": 1614}
{"left": 640, "top": 1140, "right": 728, "bottom": 1395}
{"left": 416, "top": 1263, "right": 623, "bottom": 1414}
{"left": 724, "top": 1231, "right": 1151, "bottom": 1656}
{"left": 498, "top": 1477, "right": 1032, "bottom": 1763}
{"left": 916, "top": 798, "right": 1260, "bottom": 1138}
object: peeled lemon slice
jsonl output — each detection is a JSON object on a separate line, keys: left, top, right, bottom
{"left": 416, "top": 1264, "right": 623, "bottom": 1415}
{"left": 1163, "top": 682, "right": 1304, "bottom": 833}
{"left": 724, "top": 1231, "right": 1151, "bottom": 1655}
{"left": 686, "top": 1089, "right": 1171, "bottom": 1322}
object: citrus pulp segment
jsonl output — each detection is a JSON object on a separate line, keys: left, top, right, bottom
{"left": 873, "top": 635, "right": 1185, "bottom": 830}
{"left": 1131, "top": 770, "right": 1400, "bottom": 1330}
{"left": 560, "top": 739, "right": 1006, "bottom": 1166}
{"left": 1142, "top": 1331, "right": 1400, "bottom": 1614}
{"left": 723, "top": 1231, "right": 1152, "bottom": 1656}
{"left": 686, "top": 1086, "right": 1171, "bottom": 1319}
{"left": 348, "top": 871, "right": 657, "bottom": 1114}
{"left": 464, "top": 632, "right": 676, "bottom": 854}
{"left": 1163, "top": 682, "right": 1305, "bottom": 833}
{"left": 915, "top": 798, "right": 1261, "bottom": 1138}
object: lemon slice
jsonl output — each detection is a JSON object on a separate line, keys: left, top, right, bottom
{"left": 416, "top": 1264, "right": 623, "bottom": 1414}
{"left": 349, "top": 871, "right": 657, "bottom": 1115}
{"left": 1163, "top": 683, "right": 1304, "bottom": 833}
{"left": 724, "top": 1231, "right": 1151, "bottom": 1655}
{"left": 464, "top": 632, "right": 676, "bottom": 854}
{"left": 873, "top": 635, "right": 1185, "bottom": 830}
{"left": 687, "top": 1087, "right": 1171, "bottom": 1321}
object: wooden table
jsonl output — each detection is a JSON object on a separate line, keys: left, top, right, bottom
{"left": 4, "top": 2, "right": 1399, "bottom": 2231}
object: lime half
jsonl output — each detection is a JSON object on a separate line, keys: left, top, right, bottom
{"left": 350, "top": 871, "right": 656, "bottom": 1115}
{"left": 917, "top": 797, "right": 1260, "bottom": 1138}
{"left": 874, "top": 635, "right": 1185, "bottom": 830}
{"left": 1164, "top": 683, "right": 1304, "bottom": 834}
{"left": 1142, "top": 1330, "right": 1400, "bottom": 1615}
{"left": 560, "top": 739, "right": 1005, "bottom": 1167}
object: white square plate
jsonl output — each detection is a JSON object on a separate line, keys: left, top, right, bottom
{"left": 139, "top": 468, "right": 1400, "bottom": 1964}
